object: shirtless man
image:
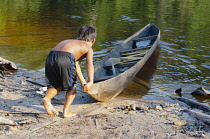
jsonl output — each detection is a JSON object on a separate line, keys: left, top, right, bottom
{"left": 42, "top": 25, "right": 96, "bottom": 118}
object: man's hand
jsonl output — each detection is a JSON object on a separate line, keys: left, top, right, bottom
{"left": 82, "top": 82, "right": 93, "bottom": 92}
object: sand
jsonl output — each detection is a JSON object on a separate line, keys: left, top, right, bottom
{"left": 0, "top": 69, "right": 210, "bottom": 139}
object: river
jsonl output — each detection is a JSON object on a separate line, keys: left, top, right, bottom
{"left": 0, "top": 0, "right": 209, "bottom": 104}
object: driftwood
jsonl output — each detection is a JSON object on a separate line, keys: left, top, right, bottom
{"left": 156, "top": 89, "right": 210, "bottom": 125}
{"left": 0, "top": 57, "right": 18, "bottom": 71}
{"left": 155, "top": 88, "right": 210, "bottom": 114}
{"left": 184, "top": 109, "right": 210, "bottom": 125}
{"left": 169, "top": 95, "right": 210, "bottom": 114}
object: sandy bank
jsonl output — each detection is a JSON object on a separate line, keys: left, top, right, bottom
{"left": 0, "top": 70, "right": 210, "bottom": 139}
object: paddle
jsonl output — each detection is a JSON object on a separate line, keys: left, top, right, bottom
{"left": 104, "top": 58, "right": 121, "bottom": 75}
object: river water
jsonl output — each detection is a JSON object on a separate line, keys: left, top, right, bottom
{"left": 0, "top": 0, "right": 209, "bottom": 104}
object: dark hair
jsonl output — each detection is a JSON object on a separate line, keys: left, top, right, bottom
{"left": 77, "top": 25, "right": 97, "bottom": 41}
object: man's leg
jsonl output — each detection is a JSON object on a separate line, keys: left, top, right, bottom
{"left": 62, "top": 86, "right": 77, "bottom": 118}
{"left": 42, "top": 87, "right": 62, "bottom": 116}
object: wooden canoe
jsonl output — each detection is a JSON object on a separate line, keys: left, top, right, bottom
{"left": 87, "top": 24, "right": 160, "bottom": 101}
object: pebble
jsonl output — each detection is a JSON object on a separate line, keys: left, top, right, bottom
{"left": 106, "top": 107, "right": 112, "bottom": 110}
{"left": 20, "top": 80, "right": 26, "bottom": 85}
{"left": 173, "top": 120, "right": 186, "bottom": 126}
{"left": 18, "top": 119, "right": 32, "bottom": 125}
{"left": 130, "top": 104, "right": 136, "bottom": 111}
{"left": 128, "top": 111, "right": 136, "bottom": 114}
{"left": 155, "top": 105, "right": 163, "bottom": 110}
{"left": 125, "top": 104, "right": 137, "bottom": 111}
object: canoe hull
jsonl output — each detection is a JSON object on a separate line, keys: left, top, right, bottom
{"left": 87, "top": 24, "right": 160, "bottom": 101}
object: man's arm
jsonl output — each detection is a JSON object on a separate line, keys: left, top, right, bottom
{"left": 75, "top": 61, "right": 87, "bottom": 85}
{"left": 86, "top": 49, "right": 94, "bottom": 84}
{"left": 83, "top": 48, "right": 94, "bottom": 92}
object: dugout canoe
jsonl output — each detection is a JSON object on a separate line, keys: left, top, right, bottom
{"left": 87, "top": 24, "right": 160, "bottom": 101}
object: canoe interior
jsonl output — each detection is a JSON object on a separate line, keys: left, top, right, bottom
{"left": 94, "top": 24, "right": 159, "bottom": 81}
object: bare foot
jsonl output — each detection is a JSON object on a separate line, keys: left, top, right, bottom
{"left": 62, "top": 111, "right": 76, "bottom": 118}
{"left": 42, "top": 98, "right": 59, "bottom": 117}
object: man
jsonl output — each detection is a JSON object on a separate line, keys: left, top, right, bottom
{"left": 43, "top": 25, "right": 96, "bottom": 118}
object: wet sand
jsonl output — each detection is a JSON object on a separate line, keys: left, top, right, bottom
{"left": 0, "top": 69, "right": 210, "bottom": 139}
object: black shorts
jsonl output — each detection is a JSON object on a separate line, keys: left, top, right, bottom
{"left": 45, "top": 50, "right": 77, "bottom": 91}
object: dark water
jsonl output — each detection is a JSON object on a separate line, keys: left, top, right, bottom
{"left": 0, "top": 0, "right": 210, "bottom": 104}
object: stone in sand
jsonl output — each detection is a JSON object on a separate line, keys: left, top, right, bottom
{"left": 191, "top": 87, "right": 210, "bottom": 96}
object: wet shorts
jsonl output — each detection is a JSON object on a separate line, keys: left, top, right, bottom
{"left": 45, "top": 50, "right": 77, "bottom": 91}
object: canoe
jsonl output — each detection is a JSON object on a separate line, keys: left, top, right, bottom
{"left": 87, "top": 24, "right": 160, "bottom": 101}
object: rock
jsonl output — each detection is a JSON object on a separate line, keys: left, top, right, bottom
{"left": 155, "top": 105, "right": 163, "bottom": 110}
{"left": 36, "top": 87, "right": 47, "bottom": 96}
{"left": 20, "top": 80, "right": 26, "bottom": 85}
{"left": 175, "top": 88, "right": 182, "bottom": 97}
{"left": 194, "top": 134, "right": 205, "bottom": 138}
{"left": 130, "top": 104, "right": 136, "bottom": 111}
{"left": 106, "top": 107, "right": 112, "bottom": 110}
{"left": 191, "top": 87, "right": 210, "bottom": 96}
{"left": 0, "top": 57, "right": 18, "bottom": 71}
{"left": 18, "top": 119, "right": 33, "bottom": 125}
{"left": 136, "top": 106, "right": 149, "bottom": 111}
{"left": 125, "top": 104, "right": 137, "bottom": 111}
{"left": 0, "top": 117, "right": 18, "bottom": 126}
{"left": 125, "top": 106, "right": 131, "bottom": 111}
{"left": 173, "top": 120, "right": 186, "bottom": 126}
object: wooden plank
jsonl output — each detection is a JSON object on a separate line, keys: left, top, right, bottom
{"left": 120, "top": 57, "right": 143, "bottom": 63}
{"left": 121, "top": 50, "right": 148, "bottom": 57}
{"left": 104, "top": 61, "right": 137, "bottom": 69}
{"left": 169, "top": 96, "right": 210, "bottom": 113}
{"left": 133, "top": 35, "right": 157, "bottom": 42}
{"left": 120, "top": 45, "right": 151, "bottom": 54}
{"left": 184, "top": 109, "right": 210, "bottom": 125}
{"left": 121, "top": 53, "right": 146, "bottom": 58}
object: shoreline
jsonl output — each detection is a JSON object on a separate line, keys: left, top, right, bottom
{"left": 0, "top": 70, "right": 210, "bottom": 138}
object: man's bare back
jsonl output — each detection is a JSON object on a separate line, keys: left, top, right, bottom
{"left": 52, "top": 40, "right": 93, "bottom": 61}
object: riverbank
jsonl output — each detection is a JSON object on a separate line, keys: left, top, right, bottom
{"left": 0, "top": 69, "right": 210, "bottom": 139}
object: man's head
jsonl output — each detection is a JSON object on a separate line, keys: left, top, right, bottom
{"left": 77, "top": 25, "right": 97, "bottom": 42}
